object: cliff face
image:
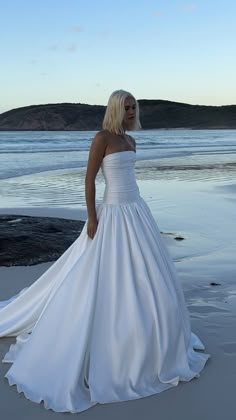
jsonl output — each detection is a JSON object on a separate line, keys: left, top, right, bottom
{"left": 138, "top": 100, "right": 236, "bottom": 129}
{"left": 0, "top": 100, "right": 235, "bottom": 130}
{"left": 0, "top": 103, "right": 105, "bottom": 131}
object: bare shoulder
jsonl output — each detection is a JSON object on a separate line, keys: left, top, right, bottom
{"left": 92, "top": 130, "right": 108, "bottom": 147}
{"left": 89, "top": 130, "right": 109, "bottom": 154}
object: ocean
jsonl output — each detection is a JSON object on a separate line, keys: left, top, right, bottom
{"left": 0, "top": 129, "right": 236, "bottom": 284}
{"left": 0, "top": 129, "right": 236, "bottom": 207}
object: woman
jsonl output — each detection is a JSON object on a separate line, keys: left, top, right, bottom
{"left": 86, "top": 91, "right": 139, "bottom": 239}
{"left": 0, "top": 90, "right": 209, "bottom": 413}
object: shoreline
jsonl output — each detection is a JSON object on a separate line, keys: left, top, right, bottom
{"left": 0, "top": 210, "right": 187, "bottom": 267}
{"left": 1, "top": 127, "right": 236, "bottom": 132}
{"left": 0, "top": 206, "right": 236, "bottom": 418}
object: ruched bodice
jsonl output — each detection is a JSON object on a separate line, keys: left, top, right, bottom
{"left": 101, "top": 151, "right": 140, "bottom": 204}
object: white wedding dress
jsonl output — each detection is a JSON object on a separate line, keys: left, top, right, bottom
{"left": 0, "top": 150, "right": 209, "bottom": 413}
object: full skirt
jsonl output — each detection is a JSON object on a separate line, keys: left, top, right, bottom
{"left": 0, "top": 197, "right": 209, "bottom": 413}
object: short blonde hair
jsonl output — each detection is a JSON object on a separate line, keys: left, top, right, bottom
{"left": 102, "top": 89, "right": 141, "bottom": 134}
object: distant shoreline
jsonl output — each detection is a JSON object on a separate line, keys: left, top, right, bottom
{"left": 0, "top": 100, "right": 236, "bottom": 130}
{"left": 0, "top": 127, "right": 235, "bottom": 132}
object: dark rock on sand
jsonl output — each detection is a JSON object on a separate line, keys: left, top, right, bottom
{"left": 0, "top": 215, "right": 85, "bottom": 267}
{"left": 160, "top": 231, "right": 185, "bottom": 241}
{"left": 173, "top": 236, "right": 185, "bottom": 241}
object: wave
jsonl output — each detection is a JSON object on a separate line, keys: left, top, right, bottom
{"left": 0, "top": 148, "right": 89, "bottom": 154}
{"left": 0, "top": 161, "right": 87, "bottom": 180}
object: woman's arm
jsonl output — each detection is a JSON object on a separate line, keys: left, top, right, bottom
{"left": 127, "top": 135, "right": 136, "bottom": 151}
{"left": 85, "top": 131, "right": 107, "bottom": 239}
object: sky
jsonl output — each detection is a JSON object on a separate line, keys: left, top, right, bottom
{"left": 1, "top": 0, "right": 236, "bottom": 113}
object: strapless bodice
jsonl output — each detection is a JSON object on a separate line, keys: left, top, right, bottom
{"left": 101, "top": 151, "right": 140, "bottom": 204}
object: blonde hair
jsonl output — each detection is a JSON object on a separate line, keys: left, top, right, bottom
{"left": 102, "top": 89, "right": 141, "bottom": 134}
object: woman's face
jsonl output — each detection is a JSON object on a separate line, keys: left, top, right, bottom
{"left": 122, "top": 96, "right": 136, "bottom": 130}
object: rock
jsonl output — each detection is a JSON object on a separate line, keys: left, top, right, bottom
{"left": 174, "top": 236, "right": 185, "bottom": 241}
{"left": 0, "top": 215, "right": 85, "bottom": 266}
{"left": 160, "top": 231, "right": 185, "bottom": 241}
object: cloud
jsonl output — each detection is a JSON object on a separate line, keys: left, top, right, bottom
{"left": 182, "top": 3, "right": 197, "bottom": 12}
{"left": 153, "top": 10, "right": 164, "bottom": 17}
{"left": 66, "top": 43, "right": 78, "bottom": 52}
{"left": 96, "top": 30, "right": 111, "bottom": 38}
{"left": 47, "top": 43, "right": 78, "bottom": 53}
{"left": 69, "top": 25, "right": 82, "bottom": 33}
{"left": 48, "top": 44, "right": 60, "bottom": 51}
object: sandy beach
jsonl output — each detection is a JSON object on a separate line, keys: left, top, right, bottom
{"left": 1, "top": 127, "right": 236, "bottom": 420}
{"left": 0, "top": 205, "right": 236, "bottom": 420}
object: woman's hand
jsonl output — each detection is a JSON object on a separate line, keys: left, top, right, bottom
{"left": 87, "top": 217, "right": 98, "bottom": 239}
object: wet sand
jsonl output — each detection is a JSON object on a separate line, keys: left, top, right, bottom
{"left": 0, "top": 201, "right": 236, "bottom": 419}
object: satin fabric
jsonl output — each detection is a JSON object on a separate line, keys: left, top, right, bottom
{"left": 0, "top": 150, "right": 209, "bottom": 413}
